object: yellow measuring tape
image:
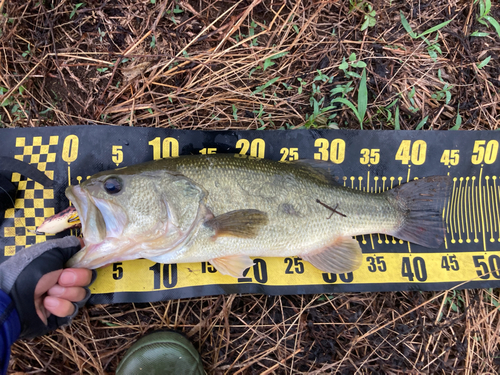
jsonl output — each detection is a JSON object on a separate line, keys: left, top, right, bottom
{"left": 0, "top": 127, "right": 498, "bottom": 302}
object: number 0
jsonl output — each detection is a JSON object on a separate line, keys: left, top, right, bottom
{"left": 62, "top": 135, "right": 79, "bottom": 163}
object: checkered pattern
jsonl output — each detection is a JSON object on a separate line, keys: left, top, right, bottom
{"left": 3, "top": 136, "right": 59, "bottom": 256}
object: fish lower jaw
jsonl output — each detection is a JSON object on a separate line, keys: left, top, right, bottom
{"left": 66, "top": 247, "right": 89, "bottom": 268}
{"left": 67, "top": 240, "right": 130, "bottom": 269}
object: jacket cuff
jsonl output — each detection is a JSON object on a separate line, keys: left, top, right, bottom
{"left": 0, "top": 289, "right": 21, "bottom": 374}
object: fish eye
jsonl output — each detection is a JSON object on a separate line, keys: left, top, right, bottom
{"left": 103, "top": 177, "right": 122, "bottom": 195}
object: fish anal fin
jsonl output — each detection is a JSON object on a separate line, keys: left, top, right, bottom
{"left": 205, "top": 209, "right": 268, "bottom": 238}
{"left": 210, "top": 255, "right": 254, "bottom": 278}
{"left": 301, "top": 236, "right": 363, "bottom": 274}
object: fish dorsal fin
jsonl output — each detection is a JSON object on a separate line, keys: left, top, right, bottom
{"left": 205, "top": 209, "right": 268, "bottom": 238}
{"left": 210, "top": 255, "right": 255, "bottom": 278}
{"left": 301, "top": 236, "right": 363, "bottom": 274}
{"left": 292, "top": 159, "right": 343, "bottom": 185}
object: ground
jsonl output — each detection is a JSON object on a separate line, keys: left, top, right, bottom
{"left": 1, "top": 0, "right": 500, "bottom": 373}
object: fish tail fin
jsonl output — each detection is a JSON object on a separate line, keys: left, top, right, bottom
{"left": 386, "top": 176, "right": 451, "bottom": 248}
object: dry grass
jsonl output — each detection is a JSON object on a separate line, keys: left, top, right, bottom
{"left": 2, "top": 0, "right": 500, "bottom": 373}
{"left": 10, "top": 290, "right": 500, "bottom": 374}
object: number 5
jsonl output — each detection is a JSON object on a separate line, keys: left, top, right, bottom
{"left": 112, "top": 145, "right": 123, "bottom": 165}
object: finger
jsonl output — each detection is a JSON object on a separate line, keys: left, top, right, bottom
{"left": 35, "top": 270, "right": 63, "bottom": 298}
{"left": 35, "top": 300, "right": 49, "bottom": 325}
{"left": 58, "top": 268, "right": 93, "bottom": 287}
{"left": 34, "top": 270, "right": 64, "bottom": 324}
{"left": 47, "top": 285, "right": 87, "bottom": 302}
{"left": 43, "top": 296, "right": 76, "bottom": 318}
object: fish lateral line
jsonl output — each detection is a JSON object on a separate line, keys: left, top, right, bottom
{"left": 316, "top": 199, "right": 347, "bottom": 219}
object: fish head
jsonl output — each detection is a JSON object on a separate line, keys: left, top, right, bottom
{"left": 65, "top": 169, "right": 208, "bottom": 269}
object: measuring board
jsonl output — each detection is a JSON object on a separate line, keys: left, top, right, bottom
{"left": 0, "top": 126, "right": 498, "bottom": 304}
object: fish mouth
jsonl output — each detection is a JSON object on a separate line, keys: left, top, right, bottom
{"left": 65, "top": 185, "right": 129, "bottom": 268}
{"left": 66, "top": 185, "right": 106, "bottom": 244}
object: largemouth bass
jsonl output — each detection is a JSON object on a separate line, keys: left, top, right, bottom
{"left": 64, "top": 154, "right": 451, "bottom": 277}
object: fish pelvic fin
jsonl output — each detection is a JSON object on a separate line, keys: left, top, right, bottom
{"left": 301, "top": 236, "right": 363, "bottom": 274}
{"left": 204, "top": 209, "right": 268, "bottom": 238}
{"left": 209, "top": 255, "right": 255, "bottom": 278}
{"left": 386, "top": 175, "right": 451, "bottom": 248}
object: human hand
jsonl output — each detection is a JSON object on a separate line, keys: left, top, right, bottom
{"left": 35, "top": 268, "right": 93, "bottom": 325}
{"left": 0, "top": 237, "right": 95, "bottom": 339}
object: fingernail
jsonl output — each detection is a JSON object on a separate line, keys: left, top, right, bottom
{"left": 44, "top": 297, "right": 60, "bottom": 308}
{"left": 60, "top": 270, "right": 76, "bottom": 285}
{"left": 50, "top": 285, "right": 65, "bottom": 297}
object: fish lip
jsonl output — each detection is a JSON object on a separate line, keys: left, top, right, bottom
{"left": 65, "top": 185, "right": 86, "bottom": 223}
{"left": 65, "top": 185, "right": 104, "bottom": 244}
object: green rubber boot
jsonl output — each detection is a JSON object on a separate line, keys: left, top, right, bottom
{"left": 116, "top": 331, "right": 206, "bottom": 375}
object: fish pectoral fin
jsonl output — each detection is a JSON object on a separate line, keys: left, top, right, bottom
{"left": 204, "top": 209, "right": 268, "bottom": 238}
{"left": 301, "top": 236, "right": 363, "bottom": 274}
{"left": 209, "top": 255, "right": 255, "bottom": 278}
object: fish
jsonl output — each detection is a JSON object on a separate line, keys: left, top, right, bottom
{"left": 62, "top": 154, "right": 451, "bottom": 278}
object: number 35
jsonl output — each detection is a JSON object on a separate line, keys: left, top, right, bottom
{"left": 360, "top": 148, "right": 380, "bottom": 165}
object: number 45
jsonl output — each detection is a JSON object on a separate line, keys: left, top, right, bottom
{"left": 440, "top": 149, "right": 459, "bottom": 166}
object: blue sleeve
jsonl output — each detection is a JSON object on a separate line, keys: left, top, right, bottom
{"left": 0, "top": 290, "right": 21, "bottom": 375}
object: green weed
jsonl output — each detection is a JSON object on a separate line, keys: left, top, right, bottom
{"left": 477, "top": 55, "right": 491, "bottom": 69}
{"left": 98, "top": 27, "right": 105, "bottom": 42}
{"left": 252, "top": 77, "right": 280, "bottom": 95}
{"left": 450, "top": 105, "right": 462, "bottom": 130}
{"left": 407, "top": 87, "right": 418, "bottom": 113}
{"left": 394, "top": 105, "right": 400, "bottom": 130}
{"left": 296, "top": 78, "right": 306, "bottom": 94}
{"left": 0, "top": 86, "right": 25, "bottom": 107}
{"left": 330, "top": 68, "right": 368, "bottom": 128}
{"left": 232, "top": 105, "right": 238, "bottom": 120}
{"left": 400, "top": 11, "right": 452, "bottom": 62}
{"left": 70, "top": 3, "right": 84, "bottom": 19}
{"left": 22, "top": 43, "right": 31, "bottom": 58}
{"left": 249, "top": 20, "right": 259, "bottom": 46}
{"left": 437, "top": 290, "right": 465, "bottom": 322}
{"left": 415, "top": 116, "right": 429, "bottom": 130}
{"left": 350, "top": 1, "right": 376, "bottom": 31}
{"left": 252, "top": 104, "right": 266, "bottom": 128}
{"left": 302, "top": 55, "right": 369, "bottom": 129}
{"left": 431, "top": 85, "right": 452, "bottom": 104}
{"left": 375, "top": 98, "right": 399, "bottom": 129}
{"left": 476, "top": 0, "right": 500, "bottom": 38}
{"left": 263, "top": 51, "right": 289, "bottom": 71}
{"left": 432, "top": 69, "right": 452, "bottom": 104}
{"left": 339, "top": 52, "right": 367, "bottom": 78}
{"left": 448, "top": 291, "right": 464, "bottom": 312}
